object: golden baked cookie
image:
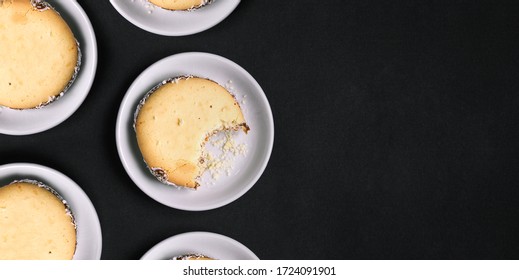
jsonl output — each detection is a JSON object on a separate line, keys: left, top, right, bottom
{"left": 134, "top": 76, "right": 249, "bottom": 189}
{"left": 0, "top": 0, "right": 80, "bottom": 109}
{"left": 0, "top": 180, "right": 76, "bottom": 260}
{"left": 148, "top": 0, "right": 211, "bottom": 11}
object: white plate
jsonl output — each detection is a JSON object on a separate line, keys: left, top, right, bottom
{"left": 0, "top": 163, "right": 102, "bottom": 260}
{"left": 109, "top": 0, "right": 240, "bottom": 36}
{"left": 0, "top": 0, "right": 97, "bottom": 136}
{"left": 141, "top": 231, "right": 259, "bottom": 260}
{"left": 116, "top": 52, "right": 274, "bottom": 211}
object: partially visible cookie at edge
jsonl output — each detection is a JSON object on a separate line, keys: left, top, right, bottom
{"left": 0, "top": 0, "right": 81, "bottom": 109}
{"left": 0, "top": 179, "right": 77, "bottom": 260}
{"left": 147, "top": 0, "right": 212, "bottom": 11}
{"left": 172, "top": 253, "right": 214, "bottom": 260}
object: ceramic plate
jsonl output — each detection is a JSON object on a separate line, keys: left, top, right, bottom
{"left": 110, "top": 0, "right": 240, "bottom": 36}
{"left": 0, "top": 0, "right": 97, "bottom": 136}
{"left": 116, "top": 52, "right": 273, "bottom": 211}
{"left": 0, "top": 163, "right": 102, "bottom": 260}
{"left": 141, "top": 231, "right": 259, "bottom": 260}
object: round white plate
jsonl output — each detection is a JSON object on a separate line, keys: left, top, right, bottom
{"left": 0, "top": 163, "right": 102, "bottom": 260}
{"left": 141, "top": 231, "right": 259, "bottom": 260}
{"left": 116, "top": 52, "right": 274, "bottom": 211}
{"left": 0, "top": 0, "right": 97, "bottom": 136}
{"left": 109, "top": 0, "right": 240, "bottom": 36}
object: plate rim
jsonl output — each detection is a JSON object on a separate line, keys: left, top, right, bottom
{"left": 0, "top": 0, "right": 98, "bottom": 136}
{"left": 115, "top": 51, "right": 274, "bottom": 211}
{"left": 0, "top": 162, "right": 103, "bottom": 260}
{"left": 109, "top": 0, "right": 241, "bottom": 36}
{"left": 140, "top": 231, "right": 259, "bottom": 260}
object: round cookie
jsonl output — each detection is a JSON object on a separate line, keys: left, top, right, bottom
{"left": 148, "top": 0, "right": 212, "bottom": 11}
{"left": 0, "top": 0, "right": 80, "bottom": 109}
{"left": 134, "top": 76, "right": 249, "bottom": 189}
{"left": 0, "top": 180, "right": 76, "bottom": 260}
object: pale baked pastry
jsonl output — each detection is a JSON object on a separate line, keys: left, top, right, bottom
{"left": 0, "top": 180, "right": 76, "bottom": 260}
{"left": 148, "top": 0, "right": 212, "bottom": 11}
{"left": 134, "top": 76, "right": 249, "bottom": 189}
{"left": 172, "top": 253, "right": 214, "bottom": 260}
{"left": 0, "top": 0, "right": 80, "bottom": 109}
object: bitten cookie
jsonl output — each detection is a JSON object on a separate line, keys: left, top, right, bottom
{"left": 134, "top": 76, "right": 249, "bottom": 189}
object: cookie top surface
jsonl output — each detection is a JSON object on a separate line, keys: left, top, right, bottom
{"left": 148, "top": 0, "right": 209, "bottom": 10}
{"left": 0, "top": 0, "right": 79, "bottom": 109}
{"left": 135, "top": 77, "right": 247, "bottom": 188}
{"left": 0, "top": 180, "right": 76, "bottom": 260}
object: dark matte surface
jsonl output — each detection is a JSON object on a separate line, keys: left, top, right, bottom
{"left": 1, "top": 0, "right": 519, "bottom": 259}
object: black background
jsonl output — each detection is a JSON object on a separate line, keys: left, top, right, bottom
{"left": 1, "top": 0, "right": 519, "bottom": 259}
